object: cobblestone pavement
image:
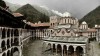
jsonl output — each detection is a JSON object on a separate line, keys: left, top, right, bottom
{"left": 88, "top": 41, "right": 100, "bottom": 56}
{"left": 22, "top": 40, "right": 61, "bottom": 56}
{"left": 23, "top": 40, "right": 100, "bottom": 56}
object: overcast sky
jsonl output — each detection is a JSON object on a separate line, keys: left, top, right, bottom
{"left": 4, "top": 0, "right": 100, "bottom": 19}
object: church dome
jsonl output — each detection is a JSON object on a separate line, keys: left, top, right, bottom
{"left": 82, "top": 21, "right": 87, "bottom": 24}
{"left": 62, "top": 12, "right": 71, "bottom": 17}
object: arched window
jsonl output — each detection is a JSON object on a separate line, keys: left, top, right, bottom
{"left": 51, "top": 23, "right": 52, "bottom": 26}
{"left": 1, "top": 40, "right": 6, "bottom": 51}
{"left": 14, "top": 29, "right": 19, "bottom": 36}
{"left": 14, "top": 38, "right": 19, "bottom": 46}
{"left": 7, "top": 29, "right": 10, "bottom": 37}
{"left": 7, "top": 39, "right": 10, "bottom": 48}
{"left": 11, "top": 29, "right": 13, "bottom": 37}
{"left": 2, "top": 28, "right": 6, "bottom": 39}
{"left": 68, "top": 19, "right": 69, "bottom": 23}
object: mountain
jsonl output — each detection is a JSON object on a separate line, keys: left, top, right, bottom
{"left": 15, "top": 4, "right": 49, "bottom": 23}
{"left": 4, "top": 1, "right": 58, "bottom": 16}
{"left": 33, "top": 5, "right": 58, "bottom": 16}
{"left": 79, "top": 6, "right": 100, "bottom": 28}
{"left": 5, "top": 2, "right": 21, "bottom": 11}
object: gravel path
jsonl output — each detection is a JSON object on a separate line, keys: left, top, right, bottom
{"left": 22, "top": 40, "right": 62, "bottom": 56}
{"left": 89, "top": 42, "right": 100, "bottom": 56}
{"left": 23, "top": 40, "right": 43, "bottom": 56}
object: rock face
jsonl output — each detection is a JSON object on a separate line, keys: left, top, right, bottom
{"left": 15, "top": 4, "right": 49, "bottom": 23}
{"left": 80, "top": 6, "right": 100, "bottom": 28}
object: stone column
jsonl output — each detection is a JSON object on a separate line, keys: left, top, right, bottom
{"left": 0, "top": 28, "right": 1, "bottom": 48}
{"left": 83, "top": 48, "right": 86, "bottom": 56}
{"left": 74, "top": 46, "right": 76, "bottom": 56}
{"left": 18, "top": 29, "right": 21, "bottom": 45}
{"left": 51, "top": 44, "right": 53, "bottom": 54}
{"left": 6, "top": 28, "right": 7, "bottom": 38}
{"left": 62, "top": 46, "right": 64, "bottom": 56}
{"left": 10, "top": 29, "right": 11, "bottom": 47}
{"left": 5, "top": 28, "right": 7, "bottom": 49}
{"left": 56, "top": 44, "right": 58, "bottom": 55}
{"left": 67, "top": 46, "right": 69, "bottom": 56}
{"left": 74, "top": 50, "right": 76, "bottom": 56}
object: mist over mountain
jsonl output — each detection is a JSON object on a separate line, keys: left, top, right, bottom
{"left": 33, "top": 5, "right": 58, "bottom": 16}
{"left": 5, "top": 2, "right": 21, "bottom": 11}
{"left": 15, "top": 4, "right": 49, "bottom": 23}
{"left": 5, "top": 0, "right": 100, "bottom": 19}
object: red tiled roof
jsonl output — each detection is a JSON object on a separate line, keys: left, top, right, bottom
{"left": 31, "top": 23, "right": 50, "bottom": 27}
{"left": 87, "top": 29, "right": 97, "bottom": 32}
{"left": 13, "top": 13, "right": 23, "bottom": 17}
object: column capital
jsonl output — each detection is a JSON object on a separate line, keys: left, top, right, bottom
{"left": 73, "top": 46, "right": 77, "bottom": 51}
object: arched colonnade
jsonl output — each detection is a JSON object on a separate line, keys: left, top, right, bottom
{"left": 43, "top": 42, "right": 86, "bottom": 56}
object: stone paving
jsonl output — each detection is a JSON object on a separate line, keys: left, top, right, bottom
{"left": 22, "top": 40, "right": 100, "bottom": 56}
{"left": 88, "top": 41, "right": 100, "bottom": 56}
{"left": 22, "top": 40, "right": 61, "bottom": 56}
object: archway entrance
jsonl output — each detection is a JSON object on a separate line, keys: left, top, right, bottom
{"left": 63, "top": 45, "right": 67, "bottom": 56}
{"left": 57, "top": 44, "right": 62, "bottom": 55}
{"left": 11, "top": 48, "right": 13, "bottom": 56}
{"left": 76, "top": 46, "right": 83, "bottom": 56}
{"left": 53, "top": 44, "right": 56, "bottom": 52}
{"left": 13, "top": 47, "right": 19, "bottom": 56}
{"left": 1, "top": 40, "right": 6, "bottom": 51}
{"left": 7, "top": 50, "right": 11, "bottom": 56}
{"left": 2, "top": 52, "right": 6, "bottom": 56}
{"left": 47, "top": 43, "right": 51, "bottom": 51}
{"left": 68, "top": 46, "right": 74, "bottom": 56}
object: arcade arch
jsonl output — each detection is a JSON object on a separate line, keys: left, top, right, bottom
{"left": 7, "top": 50, "right": 11, "bottom": 56}
{"left": 14, "top": 29, "right": 19, "bottom": 36}
{"left": 7, "top": 29, "right": 10, "bottom": 37}
{"left": 1, "top": 40, "right": 6, "bottom": 51}
{"left": 76, "top": 46, "right": 84, "bottom": 56}
{"left": 68, "top": 45, "right": 74, "bottom": 56}
{"left": 2, "top": 28, "right": 6, "bottom": 39}
{"left": 7, "top": 39, "right": 10, "bottom": 48}
{"left": 63, "top": 45, "right": 67, "bottom": 56}
{"left": 2, "top": 52, "right": 6, "bottom": 56}
{"left": 44, "top": 42, "right": 85, "bottom": 56}
{"left": 57, "top": 44, "right": 62, "bottom": 54}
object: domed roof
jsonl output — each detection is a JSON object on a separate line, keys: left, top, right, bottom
{"left": 62, "top": 12, "right": 71, "bottom": 17}
{"left": 82, "top": 21, "right": 87, "bottom": 24}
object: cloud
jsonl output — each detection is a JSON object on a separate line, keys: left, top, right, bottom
{"left": 52, "top": 10, "right": 72, "bottom": 17}
{"left": 4, "top": 0, "right": 100, "bottom": 19}
{"left": 52, "top": 10, "right": 62, "bottom": 16}
{"left": 40, "top": 6, "right": 49, "bottom": 10}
